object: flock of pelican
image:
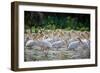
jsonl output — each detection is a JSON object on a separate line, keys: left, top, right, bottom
{"left": 25, "top": 29, "right": 90, "bottom": 52}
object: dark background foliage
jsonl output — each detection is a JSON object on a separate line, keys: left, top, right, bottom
{"left": 24, "top": 11, "right": 90, "bottom": 33}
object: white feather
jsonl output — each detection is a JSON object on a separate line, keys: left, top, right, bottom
{"left": 68, "top": 39, "right": 90, "bottom": 50}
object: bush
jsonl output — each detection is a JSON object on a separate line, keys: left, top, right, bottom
{"left": 80, "top": 27, "right": 86, "bottom": 31}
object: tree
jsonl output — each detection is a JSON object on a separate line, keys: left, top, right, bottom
{"left": 25, "top": 11, "right": 44, "bottom": 33}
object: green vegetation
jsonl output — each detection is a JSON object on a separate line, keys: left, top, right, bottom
{"left": 24, "top": 11, "right": 90, "bottom": 33}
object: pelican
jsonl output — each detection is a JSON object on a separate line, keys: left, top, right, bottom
{"left": 25, "top": 39, "right": 52, "bottom": 51}
{"left": 67, "top": 39, "right": 90, "bottom": 51}
{"left": 52, "top": 40, "right": 66, "bottom": 49}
